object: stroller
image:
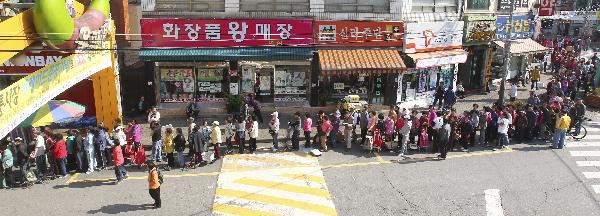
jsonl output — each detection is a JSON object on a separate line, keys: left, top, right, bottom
{"left": 19, "top": 160, "right": 38, "bottom": 188}
{"left": 364, "top": 129, "right": 383, "bottom": 153}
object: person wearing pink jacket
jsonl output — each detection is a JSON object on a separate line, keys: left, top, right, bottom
{"left": 320, "top": 116, "right": 333, "bottom": 152}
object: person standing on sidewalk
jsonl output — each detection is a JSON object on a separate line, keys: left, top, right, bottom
{"left": 303, "top": 113, "right": 312, "bottom": 148}
{"left": 236, "top": 117, "right": 246, "bottom": 154}
{"left": 398, "top": 114, "right": 412, "bottom": 158}
{"left": 343, "top": 113, "right": 354, "bottom": 152}
{"left": 224, "top": 117, "right": 235, "bottom": 155}
{"left": 433, "top": 83, "right": 444, "bottom": 109}
{"left": 436, "top": 117, "right": 451, "bottom": 160}
{"left": 210, "top": 121, "right": 222, "bottom": 160}
{"left": 112, "top": 138, "right": 127, "bottom": 184}
{"left": 52, "top": 134, "right": 68, "bottom": 178}
{"left": 359, "top": 107, "right": 369, "bottom": 146}
{"left": 320, "top": 116, "right": 333, "bottom": 152}
{"left": 189, "top": 125, "right": 204, "bottom": 167}
{"left": 509, "top": 82, "right": 518, "bottom": 102}
{"left": 163, "top": 126, "right": 175, "bottom": 170}
{"left": 174, "top": 128, "right": 186, "bottom": 170}
{"left": 147, "top": 161, "right": 161, "bottom": 208}
{"left": 150, "top": 122, "right": 163, "bottom": 162}
{"left": 531, "top": 66, "right": 541, "bottom": 90}
{"left": 291, "top": 112, "right": 302, "bottom": 151}
{"left": 84, "top": 128, "right": 96, "bottom": 174}
{"left": 1, "top": 143, "right": 14, "bottom": 189}
{"left": 496, "top": 112, "right": 511, "bottom": 150}
{"left": 269, "top": 112, "right": 280, "bottom": 151}
{"left": 553, "top": 110, "right": 571, "bottom": 149}
{"left": 249, "top": 116, "right": 259, "bottom": 153}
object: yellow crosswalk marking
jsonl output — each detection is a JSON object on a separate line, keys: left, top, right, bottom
{"left": 215, "top": 188, "right": 337, "bottom": 216}
{"left": 213, "top": 204, "right": 282, "bottom": 216}
{"left": 279, "top": 173, "right": 326, "bottom": 184}
{"left": 234, "top": 178, "right": 331, "bottom": 198}
{"left": 235, "top": 154, "right": 314, "bottom": 167}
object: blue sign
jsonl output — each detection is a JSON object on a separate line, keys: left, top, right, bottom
{"left": 495, "top": 15, "right": 534, "bottom": 39}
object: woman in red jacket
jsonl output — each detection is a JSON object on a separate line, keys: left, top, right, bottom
{"left": 52, "top": 133, "right": 68, "bottom": 178}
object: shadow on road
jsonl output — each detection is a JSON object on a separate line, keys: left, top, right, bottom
{"left": 53, "top": 180, "right": 115, "bottom": 189}
{"left": 87, "top": 204, "right": 154, "bottom": 214}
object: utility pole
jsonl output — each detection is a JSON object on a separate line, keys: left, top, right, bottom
{"left": 499, "top": 0, "right": 515, "bottom": 105}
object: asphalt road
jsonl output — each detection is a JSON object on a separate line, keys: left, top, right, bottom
{"left": 2, "top": 137, "right": 600, "bottom": 216}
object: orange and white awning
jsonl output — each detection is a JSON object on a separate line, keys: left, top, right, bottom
{"left": 319, "top": 49, "right": 406, "bottom": 75}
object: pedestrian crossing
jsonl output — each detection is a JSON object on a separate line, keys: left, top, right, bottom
{"left": 566, "top": 121, "right": 600, "bottom": 195}
{"left": 212, "top": 152, "right": 337, "bottom": 216}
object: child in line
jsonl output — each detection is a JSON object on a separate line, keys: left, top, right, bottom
{"left": 112, "top": 139, "right": 127, "bottom": 184}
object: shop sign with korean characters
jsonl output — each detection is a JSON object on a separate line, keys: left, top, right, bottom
{"left": 498, "top": 0, "right": 529, "bottom": 11}
{"left": 538, "top": 0, "right": 556, "bottom": 16}
{"left": 315, "top": 21, "right": 403, "bottom": 46}
{"left": 463, "top": 16, "right": 496, "bottom": 45}
{"left": 141, "top": 19, "right": 313, "bottom": 47}
{"left": 496, "top": 15, "right": 534, "bottom": 39}
{"left": 405, "top": 21, "right": 464, "bottom": 54}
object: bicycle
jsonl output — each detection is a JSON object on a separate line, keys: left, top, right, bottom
{"left": 568, "top": 118, "right": 587, "bottom": 140}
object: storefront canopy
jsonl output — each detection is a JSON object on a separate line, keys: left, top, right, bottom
{"left": 494, "top": 39, "right": 550, "bottom": 55}
{"left": 405, "top": 49, "right": 469, "bottom": 69}
{"left": 139, "top": 47, "right": 314, "bottom": 61}
{"left": 319, "top": 49, "right": 406, "bottom": 75}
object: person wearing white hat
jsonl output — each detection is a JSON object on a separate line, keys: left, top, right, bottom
{"left": 211, "top": 121, "right": 222, "bottom": 160}
{"left": 398, "top": 114, "right": 412, "bottom": 158}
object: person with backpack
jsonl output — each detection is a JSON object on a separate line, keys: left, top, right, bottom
{"left": 147, "top": 161, "right": 161, "bottom": 208}
{"left": 112, "top": 138, "right": 127, "bottom": 184}
{"left": 174, "top": 128, "right": 186, "bottom": 170}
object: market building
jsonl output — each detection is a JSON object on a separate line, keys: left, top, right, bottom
{"left": 139, "top": 19, "right": 314, "bottom": 109}
{"left": 399, "top": 21, "right": 468, "bottom": 108}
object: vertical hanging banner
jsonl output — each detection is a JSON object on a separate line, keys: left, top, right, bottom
{"left": 539, "top": 0, "right": 557, "bottom": 16}
{"left": 0, "top": 50, "right": 112, "bottom": 138}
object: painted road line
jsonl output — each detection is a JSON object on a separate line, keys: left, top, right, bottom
{"left": 215, "top": 188, "right": 337, "bottom": 216}
{"left": 592, "top": 185, "right": 600, "bottom": 194}
{"left": 213, "top": 153, "right": 337, "bottom": 216}
{"left": 583, "top": 172, "right": 600, "bottom": 179}
{"left": 576, "top": 161, "right": 600, "bottom": 167}
{"left": 484, "top": 189, "right": 505, "bottom": 216}
{"left": 570, "top": 151, "right": 600, "bottom": 157}
{"left": 233, "top": 178, "right": 332, "bottom": 198}
{"left": 374, "top": 152, "right": 386, "bottom": 163}
{"left": 213, "top": 203, "right": 282, "bottom": 216}
{"left": 66, "top": 173, "right": 80, "bottom": 184}
{"left": 447, "top": 149, "right": 514, "bottom": 159}
{"left": 566, "top": 142, "right": 600, "bottom": 147}
{"left": 566, "top": 135, "right": 600, "bottom": 140}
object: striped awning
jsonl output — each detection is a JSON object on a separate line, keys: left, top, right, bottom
{"left": 319, "top": 49, "right": 406, "bottom": 75}
{"left": 494, "top": 39, "right": 551, "bottom": 55}
{"left": 406, "top": 49, "right": 469, "bottom": 68}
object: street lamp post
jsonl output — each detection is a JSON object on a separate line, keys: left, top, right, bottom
{"left": 499, "top": 0, "right": 516, "bottom": 105}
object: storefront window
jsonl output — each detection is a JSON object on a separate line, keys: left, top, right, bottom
{"left": 274, "top": 69, "right": 308, "bottom": 104}
{"left": 401, "top": 68, "right": 441, "bottom": 102}
{"left": 329, "top": 74, "right": 369, "bottom": 98}
{"left": 196, "top": 68, "right": 225, "bottom": 101}
{"left": 160, "top": 68, "right": 195, "bottom": 102}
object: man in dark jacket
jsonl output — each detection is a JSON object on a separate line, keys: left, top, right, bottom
{"left": 94, "top": 127, "right": 108, "bottom": 170}
{"left": 444, "top": 87, "right": 457, "bottom": 109}
{"left": 525, "top": 106, "right": 538, "bottom": 142}
{"left": 189, "top": 125, "right": 205, "bottom": 167}
{"left": 151, "top": 122, "right": 163, "bottom": 162}
{"left": 433, "top": 83, "right": 444, "bottom": 109}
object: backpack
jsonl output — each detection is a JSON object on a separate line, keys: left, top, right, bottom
{"left": 157, "top": 169, "right": 164, "bottom": 184}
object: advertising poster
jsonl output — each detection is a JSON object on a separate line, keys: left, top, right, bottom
{"left": 315, "top": 21, "right": 403, "bottom": 46}
{"left": 260, "top": 76, "right": 271, "bottom": 91}
{"left": 274, "top": 70, "right": 287, "bottom": 87}
{"left": 292, "top": 72, "right": 305, "bottom": 87}
{"left": 405, "top": 21, "right": 464, "bottom": 53}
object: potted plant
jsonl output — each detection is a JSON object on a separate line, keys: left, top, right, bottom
{"left": 225, "top": 93, "right": 242, "bottom": 114}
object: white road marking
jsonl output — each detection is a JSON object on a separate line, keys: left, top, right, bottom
{"left": 484, "top": 189, "right": 504, "bottom": 216}
{"left": 576, "top": 161, "right": 600, "bottom": 167}
{"left": 565, "top": 142, "right": 600, "bottom": 147}
{"left": 592, "top": 185, "right": 600, "bottom": 194}
{"left": 582, "top": 172, "right": 600, "bottom": 179}
{"left": 567, "top": 135, "right": 600, "bottom": 140}
{"left": 570, "top": 151, "right": 600, "bottom": 157}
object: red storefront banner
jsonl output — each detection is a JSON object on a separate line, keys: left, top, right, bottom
{"left": 141, "top": 19, "right": 313, "bottom": 47}
{"left": 539, "top": 0, "right": 556, "bottom": 16}
{"left": 0, "top": 51, "right": 72, "bottom": 74}
{"left": 314, "top": 21, "right": 403, "bottom": 46}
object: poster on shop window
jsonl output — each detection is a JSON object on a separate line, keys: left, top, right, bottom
{"left": 259, "top": 76, "right": 271, "bottom": 91}
{"left": 429, "top": 68, "right": 438, "bottom": 91}
{"left": 241, "top": 67, "right": 254, "bottom": 93}
{"left": 396, "top": 76, "right": 403, "bottom": 103}
{"left": 440, "top": 66, "right": 454, "bottom": 89}
{"left": 229, "top": 83, "right": 239, "bottom": 95}
{"left": 274, "top": 70, "right": 287, "bottom": 87}
{"left": 292, "top": 72, "right": 305, "bottom": 87}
